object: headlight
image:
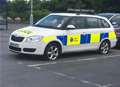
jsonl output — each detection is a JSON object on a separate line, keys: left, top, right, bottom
{"left": 26, "top": 35, "right": 43, "bottom": 42}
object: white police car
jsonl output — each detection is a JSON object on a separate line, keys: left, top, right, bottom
{"left": 9, "top": 13, "right": 117, "bottom": 60}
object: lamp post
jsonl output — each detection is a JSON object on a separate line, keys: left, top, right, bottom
{"left": 30, "top": 0, "right": 33, "bottom": 25}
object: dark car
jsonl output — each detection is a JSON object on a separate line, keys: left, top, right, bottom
{"left": 98, "top": 13, "right": 120, "bottom": 47}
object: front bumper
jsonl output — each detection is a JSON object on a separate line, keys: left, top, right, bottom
{"left": 9, "top": 40, "right": 47, "bottom": 55}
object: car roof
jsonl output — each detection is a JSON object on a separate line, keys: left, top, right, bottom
{"left": 50, "top": 13, "right": 106, "bottom": 19}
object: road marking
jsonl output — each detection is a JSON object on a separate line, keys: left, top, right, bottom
{"left": 102, "top": 84, "right": 112, "bottom": 87}
{"left": 26, "top": 55, "right": 120, "bottom": 87}
{"left": 27, "top": 55, "right": 120, "bottom": 67}
{"left": 81, "top": 80, "right": 102, "bottom": 87}
{"left": 27, "top": 62, "right": 57, "bottom": 67}
{"left": 17, "top": 61, "right": 23, "bottom": 65}
{"left": 34, "top": 67, "right": 41, "bottom": 70}
{"left": 50, "top": 71, "right": 102, "bottom": 87}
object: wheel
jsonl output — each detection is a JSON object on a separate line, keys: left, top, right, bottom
{"left": 99, "top": 41, "right": 110, "bottom": 54}
{"left": 44, "top": 43, "right": 61, "bottom": 61}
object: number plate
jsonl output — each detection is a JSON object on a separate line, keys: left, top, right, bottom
{"left": 10, "top": 42, "right": 19, "bottom": 47}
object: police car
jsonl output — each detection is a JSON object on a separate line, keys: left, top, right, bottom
{"left": 9, "top": 13, "right": 117, "bottom": 60}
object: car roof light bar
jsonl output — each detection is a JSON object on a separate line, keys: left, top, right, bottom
{"left": 67, "top": 8, "right": 95, "bottom": 15}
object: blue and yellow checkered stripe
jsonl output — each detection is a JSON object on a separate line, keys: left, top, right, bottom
{"left": 57, "top": 32, "right": 116, "bottom": 46}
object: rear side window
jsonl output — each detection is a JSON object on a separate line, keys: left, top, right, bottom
{"left": 86, "top": 17, "right": 110, "bottom": 28}
{"left": 86, "top": 17, "right": 99, "bottom": 28}
{"left": 99, "top": 19, "right": 110, "bottom": 28}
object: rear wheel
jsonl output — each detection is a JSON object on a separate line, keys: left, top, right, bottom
{"left": 99, "top": 41, "right": 110, "bottom": 54}
{"left": 44, "top": 43, "right": 61, "bottom": 61}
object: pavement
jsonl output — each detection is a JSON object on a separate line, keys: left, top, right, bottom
{"left": 0, "top": 24, "right": 120, "bottom": 87}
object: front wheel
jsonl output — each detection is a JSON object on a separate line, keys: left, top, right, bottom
{"left": 44, "top": 43, "right": 61, "bottom": 61}
{"left": 99, "top": 41, "right": 110, "bottom": 54}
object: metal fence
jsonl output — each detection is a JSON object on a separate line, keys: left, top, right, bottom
{"left": 0, "top": 0, "right": 8, "bottom": 30}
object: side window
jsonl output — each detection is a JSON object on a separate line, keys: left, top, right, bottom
{"left": 68, "top": 17, "right": 86, "bottom": 29}
{"left": 111, "top": 15, "right": 120, "bottom": 27}
{"left": 86, "top": 17, "right": 99, "bottom": 28}
{"left": 99, "top": 19, "right": 110, "bottom": 28}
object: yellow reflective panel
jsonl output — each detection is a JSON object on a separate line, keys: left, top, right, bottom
{"left": 109, "top": 32, "right": 116, "bottom": 40}
{"left": 42, "top": 36, "right": 56, "bottom": 43}
{"left": 17, "top": 29, "right": 37, "bottom": 37}
{"left": 67, "top": 34, "right": 80, "bottom": 46}
{"left": 91, "top": 33, "right": 100, "bottom": 43}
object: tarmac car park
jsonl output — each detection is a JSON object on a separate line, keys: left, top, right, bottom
{"left": 97, "top": 13, "right": 120, "bottom": 47}
{"left": 9, "top": 13, "right": 117, "bottom": 60}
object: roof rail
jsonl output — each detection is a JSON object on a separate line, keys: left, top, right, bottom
{"left": 67, "top": 8, "right": 95, "bottom": 15}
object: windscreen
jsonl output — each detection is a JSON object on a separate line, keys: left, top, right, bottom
{"left": 35, "top": 15, "right": 69, "bottom": 29}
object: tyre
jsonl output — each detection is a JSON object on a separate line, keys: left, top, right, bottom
{"left": 116, "top": 40, "right": 120, "bottom": 48}
{"left": 44, "top": 43, "right": 61, "bottom": 61}
{"left": 99, "top": 41, "right": 110, "bottom": 54}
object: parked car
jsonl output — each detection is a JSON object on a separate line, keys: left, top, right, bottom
{"left": 97, "top": 13, "right": 120, "bottom": 47}
{"left": 9, "top": 13, "right": 117, "bottom": 60}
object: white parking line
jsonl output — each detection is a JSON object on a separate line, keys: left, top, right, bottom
{"left": 50, "top": 71, "right": 102, "bottom": 87}
{"left": 26, "top": 54, "right": 120, "bottom": 87}
{"left": 28, "top": 62, "right": 57, "bottom": 67}
{"left": 17, "top": 61, "right": 23, "bottom": 65}
{"left": 27, "top": 55, "right": 120, "bottom": 68}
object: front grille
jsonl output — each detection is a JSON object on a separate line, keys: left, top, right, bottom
{"left": 11, "top": 35, "right": 24, "bottom": 42}
{"left": 9, "top": 46, "right": 21, "bottom": 52}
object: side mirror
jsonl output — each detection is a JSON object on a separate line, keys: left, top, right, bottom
{"left": 66, "top": 25, "right": 76, "bottom": 29}
{"left": 111, "top": 22, "right": 119, "bottom": 28}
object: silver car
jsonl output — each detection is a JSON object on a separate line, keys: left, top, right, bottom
{"left": 98, "top": 13, "right": 120, "bottom": 47}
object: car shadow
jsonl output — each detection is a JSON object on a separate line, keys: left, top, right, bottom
{"left": 13, "top": 50, "right": 100, "bottom": 61}
{"left": 14, "top": 54, "right": 47, "bottom": 61}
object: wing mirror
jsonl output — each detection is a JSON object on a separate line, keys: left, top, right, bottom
{"left": 66, "top": 25, "right": 76, "bottom": 29}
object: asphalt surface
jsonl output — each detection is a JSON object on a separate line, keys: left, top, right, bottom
{"left": 0, "top": 24, "right": 120, "bottom": 87}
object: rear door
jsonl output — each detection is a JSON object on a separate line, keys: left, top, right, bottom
{"left": 86, "top": 17, "right": 114, "bottom": 49}
{"left": 64, "top": 16, "right": 112, "bottom": 52}
{"left": 64, "top": 16, "right": 92, "bottom": 52}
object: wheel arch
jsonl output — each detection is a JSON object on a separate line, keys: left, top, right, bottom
{"left": 44, "top": 40, "right": 63, "bottom": 54}
{"left": 100, "top": 39, "right": 111, "bottom": 48}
